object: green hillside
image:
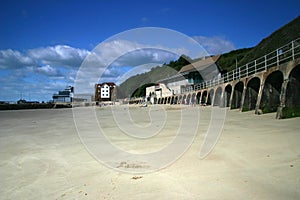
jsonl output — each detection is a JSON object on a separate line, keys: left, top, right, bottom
{"left": 117, "top": 55, "right": 191, "bottom": 98}
{"left": 216, "top": 16, "right": 300, "bottom": 72}
{"left": 118, "top": 16, "right": 300, "bottom": 98}
{"left": 237, "top": 16, "right": 300, "bottom": 67}
{"left": 216, "top": 47, "right": 253, "bottom": 73}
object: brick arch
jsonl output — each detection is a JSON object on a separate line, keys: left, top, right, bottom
{"left": 285, "top": 59, "right": 300, "bottom": 80}
{"left": 170, "top": 96, "right": 175, "bottom": 104}
{"left": 182, "top": 94, "right": 187, "bottom": 104}
{"left": 178, "top": 95, "right": 183, "bottom": 104}
{"left": 163, "top": 97, "right": 167, "bottom": 104}
{"left": 285, "top": 64, "right": 300, "bottom": 109}
{"left": 213, "top": 87, "right": 223, "bottom": 106}
{"left": 196, "top": 91, "right": 201, "bottom": 104}
{"left": 191, "top": 93, "right": 196, "bottom": 105}
{"left": 224, "top": 84, "right": 232, "bottom": 107}
{"left": 174, "top": 96, "right": 178, "bottom": 104}
{"left": 201, "top": 90, "right": 208, "bottom": 105}
{"left": 207, "top": 89, "right": 214, "bottom": 105}
{"left": 243, "top": 77, "right": 261, "bottom": 111}
{"left": 186, "top": 93, "right": 191, "bottom": 105}
{"left": 260, "top": 70, "right": 284, "bottom": 113}
{"left": 231, "top": 81, "right": 244, "bottom": 109}
{"left": 157, "top": 98, "right": 161, "bottom": 104}
{"left": 167, "top": 96, "right": 171, "bottom": 104}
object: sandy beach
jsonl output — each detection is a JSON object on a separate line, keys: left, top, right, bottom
{"left": 0, "top": 105, "right": 300, "bottom": 199}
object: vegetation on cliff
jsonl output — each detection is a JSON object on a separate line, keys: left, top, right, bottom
{"left": 117, "top": 55, "right": 192, "bottom": 98}
{"left": 118, "top": 16, "right": 300, "bottom": 98}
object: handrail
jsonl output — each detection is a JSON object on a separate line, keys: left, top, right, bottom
{"left": 181, "top": 37, "right": 300, "bottom": 94}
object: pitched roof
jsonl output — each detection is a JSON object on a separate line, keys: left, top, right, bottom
{"left": 179, "top": 55, "right": 220, "bottom": 74}
{"left": 157, "top": 55, "right": 221, "bottom": 83}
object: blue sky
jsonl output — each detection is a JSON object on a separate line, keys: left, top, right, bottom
{"left": 0, "top": 0, "right": 299, "bottom": 102}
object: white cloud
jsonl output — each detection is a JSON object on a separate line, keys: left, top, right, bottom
{"left": 110, "top": 48, "right": 178, "bottom": 67}
{"left": 0, "top": 46, "right": 84, "bottom": 101}
{"left": 91, "top": 39, "right": 188, "bottom": 67}
{"left": 0, "top": 35, "right": 235, "bottom": 101}
{"left": 34, "top": 65, "right": 61, "bottom": 76}
{"left": 0, "top": 68, "right": 66, "bottom": 101}
{"left": 0, "top": 45, "right": 90, "bottom": 72}
{"left": 193, "top": 36, "right": 235, "bottom": 55}
{"left": 0, "top": 49, "right": 36, "bottom": 69}
{"left": 74, "top": 39, "right": 185, "bottom": 94}
{"left": 0, "top": 45, "right": 89, "bottom": 101}
{"left": 28, "top": 45, "right": 90, "bottom": 68}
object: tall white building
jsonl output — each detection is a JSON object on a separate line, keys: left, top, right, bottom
{"left": 100, "top": 84, "right": 110, "bottom": 99}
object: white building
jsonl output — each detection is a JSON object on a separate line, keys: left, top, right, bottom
{"left": 94, "top": 82, "right": 116, "bottom": 101}
{"left": 157, "top": 55, "right": 221, "bottom": 94}
{"left": 101, "top": 84, "right": 110, "bottom": 99}
{"left": 145, "top": 55, "right": 221, "bottom": 103}
{"left": 52, "top": 86, "right": 74, "bottom": 102}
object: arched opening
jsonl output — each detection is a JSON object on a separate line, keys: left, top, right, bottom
{"left": 157, "top": 98, "right": 161, "bottom": 104}
{"left": 167, "top": 97, "right": 171, "bottom": 104}
{"left": 182, "top": 95, "right": 187, "bottom": 104}
{"left": 186, "top": 94, "right": 191, "bottom": 105}
{"left": 284, "top": 65, "right": 300, "bottom": 118}
{"left": 196, "top": 92, "right": 201, "bottom": 104}
{"left": 213, "top": 87, "right": 222, "bottom": 106}
{"left": 224, "top": 84, "right": 232, "bottom": 107}
{"left": 207, "top": 89, "right": 214, "bottom": 105}
{"left": 231, "top": 81, "right": 244, "bottom": 109}
{"left": 154, "top": 97, "right": 157, "bottom": 104}
{"left": 243, "top": 77, "right": 260, "bottom": 111}
{"left": 260, "top": 71, "right": 283, "bottom": 113}
{"left": 163, "top": 97, "right": 167, "bottom": 104}
{"left": 171, "top": 96, "right": 174, "bottom": 104}
{"left": 191, "top": 93, "right": 196, "bottom": 105}
{"left": 178, "top": 95, "right": 182, "bottom": 104}
{"left": 201, "top": 90, "right": 207, "bottom": 105}
{"left": 174, "top": 96, "right": 178, "bottom": 104}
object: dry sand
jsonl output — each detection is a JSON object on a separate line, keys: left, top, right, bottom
{"left": 0, "top": 105, "right": 299, "bottom": 199}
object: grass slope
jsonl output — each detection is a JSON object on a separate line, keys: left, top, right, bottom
{"left": 118, "top": 16, "right": 300, "bottom": 98}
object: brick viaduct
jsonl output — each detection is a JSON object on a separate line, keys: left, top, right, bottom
{"left": 156, "top": 58, "right": 300, "bottom": 119}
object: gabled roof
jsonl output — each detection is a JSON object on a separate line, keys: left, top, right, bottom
{"left": 157, "top": 55, "right": 221, "bottom": 83}
{"left": 179, "top": 55, "right": 220, "bottom": 74}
